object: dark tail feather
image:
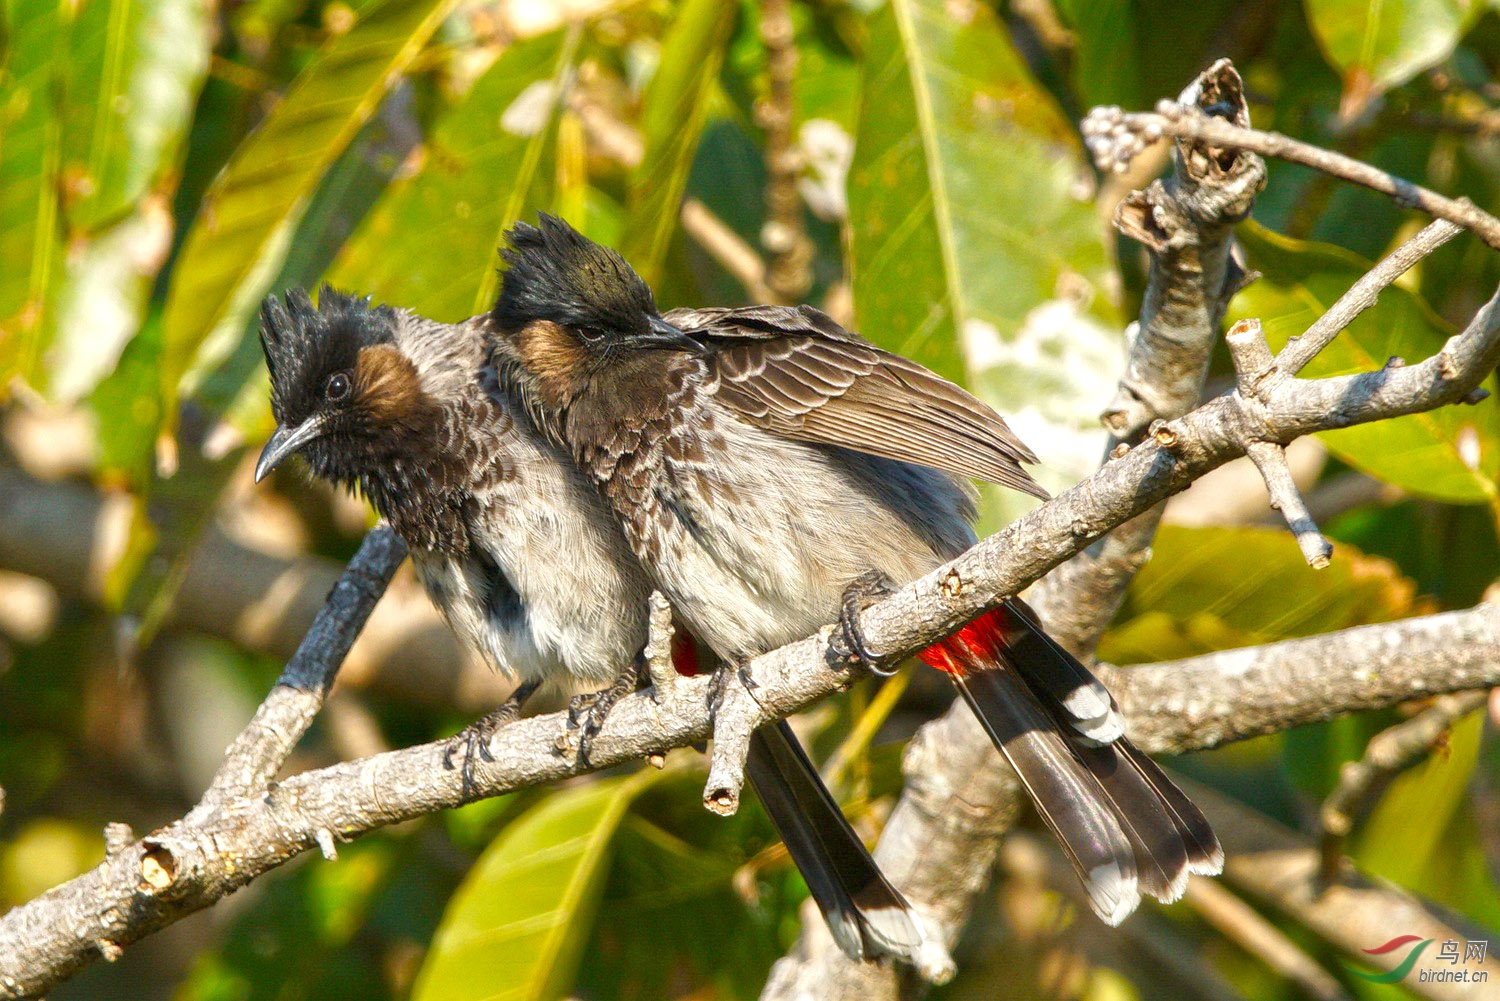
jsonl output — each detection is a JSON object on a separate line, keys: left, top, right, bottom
{"left": 921, "top": 604, "right": 1223, "bottom": 925}
{"left": 746, "top": 720, "right": 927, "bottom": 962}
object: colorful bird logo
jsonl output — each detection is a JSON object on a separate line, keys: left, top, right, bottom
{"left": 1346, "top": 935, "right": 1434, "bottom": 983}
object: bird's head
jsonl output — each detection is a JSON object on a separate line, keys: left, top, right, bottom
{"left": 256, "top": 287, "right": 428, "bottom": 485}
{"left": 490, "top": 215, "right": 699, "bottom": 400}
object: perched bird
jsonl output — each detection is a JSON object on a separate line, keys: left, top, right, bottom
{"left": 488, "top": 214, "right": 1223, "bottom": 925}
{"left": 253, "top": 288, "right": 930, "bottom": 965}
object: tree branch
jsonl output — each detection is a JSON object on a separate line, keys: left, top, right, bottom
{"left": 765, "top": 59, "right": 1268, "bottom": 998}
{"left": 763, "top": 55, "right": 1492, "bottom": 998}
{"left": 190, "top": 527, "right": 407, "bottom": 816}
{"left": 1082, "top": 101, "right": 1500, "bottom": 251}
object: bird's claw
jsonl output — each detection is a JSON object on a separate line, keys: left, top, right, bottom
{"left": 833, "top": 569, "right": 899, "bottom": 676}
{"left": 566, "top": 659, "right": 645, "bottom": 767}
{"left": 443, "top": 678, "right": 541, "bottom": 797}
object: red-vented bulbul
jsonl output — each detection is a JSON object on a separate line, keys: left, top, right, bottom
{"left": 487, "top": 214, "right": 1223, "bottom": 925}
{"left": 253, "top": 288, "right": 931, "bottom": 964}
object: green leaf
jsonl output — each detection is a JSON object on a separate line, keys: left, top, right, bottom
{"left": 61, "top": 0, "right": 208, "bottom": 231}
{"left": 1231, "top": 222, "right": 1500, "bottom": 507}
{"left": 159, "top": 0, "right": 458, "bottom": 416}
{"left": 0, "top": 0, "right": 209, "bottom": 402}
{"left": 175, "top": 837, "right": 405, "bottom": 1001}
{"left": 411, "top": 771, "right": 661, "bottom": 1001}
{"left": 1354, "top": 711, "right": 1492, "bottom": 918}
{"left": 618, "top": 0, "right": 737, "bottom": 286}
{"left": 1102, "top": 524, "right": 1421, "bottom": 665}
{"left": 847, "top": 0, "right": 1119, "bottom": 506}
{"left": 0, "top": 0, "right": 68, "bottom": 387}
{"left": 1303, "top": 0, "right": 1471, "bottom": 100}
{"left": 1055, "top": 0, "right": 1247, "bottom": 110}
{"left": 328, "top": 27, "right": 579, "bottom": 321}
{"left": 580, "top": 815, "right": 777, "bottom": 1000}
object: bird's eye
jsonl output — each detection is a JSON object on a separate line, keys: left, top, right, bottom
{"left": 325, "top": 371, "right": 351, "bottom": 402}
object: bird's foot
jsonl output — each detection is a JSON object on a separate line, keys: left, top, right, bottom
{"left": 832, "top": 569, "right": 899, "bottom": 676}
{"left": 567, "top": 655, "right": 647, "bottom": 767}
{"left": 444, "top": 678, "right": 543, "bottom": 796}
{"left": 706, "top": 659, "right": 757, "bottom": 721}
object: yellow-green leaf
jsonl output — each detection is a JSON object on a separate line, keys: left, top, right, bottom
{"left": 1231, "top": 222, "right": 1500, "bottom": 507}
{"left": 0, "top": 0, "right": 68, "bottom": 387}
{"left": 159, "top": 0, "right": 459, "bottom": 415}
{"left": 618, "top": 0, "right": 736, "bottom": 286}
{"left": 1303, "top": 0, "right": 1470, "bottom": 99}
{"left": 328, "top": 27, "right": 578, "bottom": 320}
{"left": 411, "top": 771, "right": 660, "bottom": 1001}
{"left": 1102, "top": 524, "right": 1421, "bottom": 665}
{"left": 847, "top": 0, "right": 1119, "bottom": 507}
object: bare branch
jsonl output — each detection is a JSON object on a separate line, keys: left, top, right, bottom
{"left": 1184, "top": 879, "right": 1353, "bottom": 1001}
{"left": 1280, "top": 219, "right": 1462, "bottom": 375}
{"left": 680, "top": 198, "right": 775, "bottom": 302}
{"left": 1224, "top": 320, "right": 1333, "bottom": 566}
{"left": 1083, "top": 103, "right": 1500, "bottom": 251}
{"left": 757, "top": 0, "right": 814, "bottom": 302}
{"left": 768, "top": 56, "right": 1496, "bottom": 999}
{"left": 1225, "top": 317, "right": 1276, "bottom": 396}
{"left": 643, "top": 591, "right": 678, "bottom": 699}
{"left": 191, "top": 527, "right": 407, "bottom": 815}
{"left": 1111, "top": 602, "right": 1500, "bottom": 752}
{"left": 1318, "top": 690, "right": 1488, "bottom": 882}
{"left": 704, "top": 673, "right": 760, "bottom": 815}
{"left": 1246, "top": 441, "right": 1333, "bottom": 568}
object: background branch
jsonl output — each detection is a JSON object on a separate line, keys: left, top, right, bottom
{"left": 0, "top": 467, "right": 504, "bottom": 711}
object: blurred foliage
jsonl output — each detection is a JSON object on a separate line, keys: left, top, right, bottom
{"left": 1, "top": 0, "right": 1499, "bottom": 999}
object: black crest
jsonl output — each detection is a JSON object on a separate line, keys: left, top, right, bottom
{"left": 260, "top": 286, "right": 398, "bottom": 425}
{"left": 493, "top": 214, "right": 659, "bottom": 337}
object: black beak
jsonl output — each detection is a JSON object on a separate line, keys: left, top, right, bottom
{"left": 255, "top": 416, "right": 325, "bottom": 483}
{"left": 640, "top": 315, "right": 704, "bottom": 354}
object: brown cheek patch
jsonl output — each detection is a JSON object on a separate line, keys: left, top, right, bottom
{"left": 516, "top": 320, "right": 586, "bottom": 406}
{"left": 354, "top": 344, "right": 426, "bottom": 423}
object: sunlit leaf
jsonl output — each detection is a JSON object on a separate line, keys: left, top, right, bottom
{"left": 0, "top": 0, "right": 68, "bottom": 388}
{"left": 0, "top": 0, "right": 208, "bottom": 402}
{"left": 1303, "top": 0, "right": 1471, "bottom": 104}
{"left": 61, "top": 0, "right": 208, "bottom": 231}
{"left": 1355, "top": 712, "right": 1496, "bottom": 925}
{"left": 1102, "top": 524, "right": 1422, "bottom": 665}
{"left": 159, "top": 0, "right": 459, "bottom": 416}
{"left": 619, "top": 0, "right": 737, "bottom": 285}
{"left": 328, "top": 27, "right": 579, "bottom": 320}
{"left": 109, "top": 103, "right": 432, "bottom": 640}
{"left": 411, "top": 771, "right": 661, "bottom": 1001}
{"left": 1231, "top": 222, "right": 1500, "bottom": 507}
{"left": 847, "top": 0, "right": 1119, "bottom": 506}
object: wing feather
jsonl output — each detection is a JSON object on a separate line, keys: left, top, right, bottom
{"left": 672, "top": 305, "right": 1046, "bottom": 497}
